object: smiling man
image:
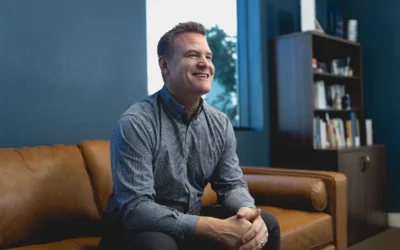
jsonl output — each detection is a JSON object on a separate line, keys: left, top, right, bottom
{"left": 98, "top": 22, "right": 280, "bottom": 250}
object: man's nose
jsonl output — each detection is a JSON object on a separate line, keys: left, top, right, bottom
{"left": 197, "top": 57, "right": 209, "bottom": 67}
{"left": 198, "top": 61, "right": 206, "bottom": 68}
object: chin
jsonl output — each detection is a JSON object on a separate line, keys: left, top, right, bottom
{"left": 198, "top": 85, "right": 212, "bottom": 95}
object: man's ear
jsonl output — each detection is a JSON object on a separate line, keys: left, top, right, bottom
{"left": 158, "top": 56, "right": 170, "bottom": 75}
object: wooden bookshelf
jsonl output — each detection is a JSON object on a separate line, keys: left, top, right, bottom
{"left": 269, "top": 31, "right": 387, "bottom": 246}
{"left": 269, "top": 30, "right": 366, "bottom": 153}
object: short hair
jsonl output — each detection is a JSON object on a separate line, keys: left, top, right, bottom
{"left": 157, "top": 21, "right": 206, "bottom": 58}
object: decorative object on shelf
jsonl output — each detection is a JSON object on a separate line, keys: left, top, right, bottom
{"left": 331, "top": 57, "right": 351, "bottom": 76}
{"left": 312, "top": 58, "right": 317, "bottom": 71}
{"left": 300, "top": 0, "right": 315, "bottom": 32}
{"left": 347, "top": 19, "right": 358, "bottom": 42}
{"left": 366, "top": 119, "right": 373, "bottom": 145}
{"left": 313, "top": 81, "right": 327, "bottom": 109}
{"left": 342, "top": 93, "right": 351, "bottom": 110}
{"left": 315, "top": 82, "right": 350, "bottom": 111}
{"left": 328, "top": 4, "right": 344, "bottom": 37}
{"left": 315, "top": 19, "right": 325, "bottom": 34}
{"left": 312, "top": 58, "right": 328, "bottom": 73}
{"left": 333, "top": 93, "right": 342, "bottom": 110}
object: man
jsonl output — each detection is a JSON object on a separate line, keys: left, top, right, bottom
{"left": 99, "top": 21, "right": 280, "bottom": 250}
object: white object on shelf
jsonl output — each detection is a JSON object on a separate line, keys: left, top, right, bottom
{"left": 366, "top": 119, "right": 373, "bottom": 145}
{"left": 301, "top": 0, "right": 315, "bottom": 32}
{"left": 313, "top": 81, "right": 327, "bottom": 109}
{"left": 347, "top": 19, "right": 358, "bottom": 42}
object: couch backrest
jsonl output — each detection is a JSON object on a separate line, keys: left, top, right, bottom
{"left": 0, "top": 144, "right": 101, "bottom": 249}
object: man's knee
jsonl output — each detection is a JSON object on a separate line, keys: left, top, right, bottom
{"left": 124, "top": 231, "right": 178, "bottom": 250}
{"left": 259, "top": 210, "right": 281, "bottom": 250}
{"left": 260, "top": 210, "right": 280, "bottom": 232}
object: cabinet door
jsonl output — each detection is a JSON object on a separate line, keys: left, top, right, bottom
{"left": 339, "top": 151, "right": 368, "bottom": 245}
{"left": 364, "top": 146, "right": 388, "bottom": 237}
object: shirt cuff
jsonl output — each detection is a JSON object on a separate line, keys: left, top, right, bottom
{"left": 173, "top": 214, "right": 200, "bottom": 240}
{"left": 239, "top": 201, "right": 256, "bottom": 210}
{"left": 223, "top": 187, "right": 256, "bottom": 213}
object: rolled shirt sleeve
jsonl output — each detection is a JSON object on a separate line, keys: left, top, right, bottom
{"left": 210, "top": 117, "right": 256, "bottom": 214}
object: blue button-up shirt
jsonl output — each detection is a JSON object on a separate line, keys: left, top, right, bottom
{"left": 105, "top": 85, "right": 255, "bottom": 240}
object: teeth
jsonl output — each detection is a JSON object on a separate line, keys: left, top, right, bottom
{"left": 194, "top": 73, "right": 208, "bottom": 78}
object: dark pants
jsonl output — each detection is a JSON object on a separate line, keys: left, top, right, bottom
{"left": 98, "top": 207, "right": 280, "bottom": 250}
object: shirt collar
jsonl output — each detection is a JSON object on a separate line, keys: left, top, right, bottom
{"left": 159, "top": 85, "right": 204, "bottom": 124}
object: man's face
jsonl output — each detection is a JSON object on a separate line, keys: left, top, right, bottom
{"left": 164, "top": 32, "right": 215, "bottom": 98}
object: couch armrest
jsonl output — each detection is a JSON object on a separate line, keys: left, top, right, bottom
{"left": 241, "top": 166, "right": 347, "bottom": 250}
{"left": 242, "top": 171, "right": 328, "bottom": 212}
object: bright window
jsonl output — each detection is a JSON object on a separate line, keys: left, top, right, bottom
{"left": 145, "top": 0, "right": 239, "bottom": 126}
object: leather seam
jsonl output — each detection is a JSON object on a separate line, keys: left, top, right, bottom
{"left": 306, "top": 239, "right": 333, "bottom": 250}
{"left": 310, "top": 181, "right": 318, "bottom": 211}
{"left": 284, "top": 216, "right": 331, "bottom": 235}
{"left": 77, "top": 143, "right": 104, "bottom": 219}
{"left": 311, "top": 180, "right": 328, "bottom": 211}
{"left": 70, "top": 238, "right": 85, "bottom": 248}
{"left": 283, "top": 217, "right": 334, "bottom": 249}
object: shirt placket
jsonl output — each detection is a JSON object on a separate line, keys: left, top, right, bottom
{"left": 183, "top": 122, "right": 195, "bottom": 214}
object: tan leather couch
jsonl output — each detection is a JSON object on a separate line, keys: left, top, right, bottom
{"left": 0, "top": 140, "right": 347, "bottom": 250}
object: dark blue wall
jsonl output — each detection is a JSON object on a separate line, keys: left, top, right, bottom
{"left": 335, "top": 0, "right": 400, "bottom": 212}
{"left": 0, "top": 0, "right": 147, "bottom": 148}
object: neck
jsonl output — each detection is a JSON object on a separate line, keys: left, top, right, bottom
{"left": 165, "top": 85, "right": 200, "bottom": 118}
{"left": 175, "top": 94, "right": 200, "bottom": 118}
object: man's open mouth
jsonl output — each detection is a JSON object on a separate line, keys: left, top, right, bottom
{"left": 193, "top": 73, "right": 209, "bottom": 78}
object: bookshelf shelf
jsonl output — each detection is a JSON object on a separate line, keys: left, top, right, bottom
{"left": 314, "top": 108, "right": 360, "bottom": 112}
{"left": 313, "top": 72, "right": 361, "bottom": 80}
{"left": 275, "top": 30, "right": 361, "bottom": 47}
{"left": 270, "top": 31, "right": 387, "bottom": 245}
{"left": 313, "top": 144, "right": 381, "bottom": 152}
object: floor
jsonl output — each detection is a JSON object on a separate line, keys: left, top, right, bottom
{"left": 348, "top": 228, "right": 400, "bottom": 250}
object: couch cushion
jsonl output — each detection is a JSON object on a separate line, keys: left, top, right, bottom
{"left": 0, "top": 145, "right": 101, "bottom": 249}
{"left": 258, "top": 206, "right": 333, "bottom": 250}
{"left": 6, "top": 237, "right": 100, "bottom": 250}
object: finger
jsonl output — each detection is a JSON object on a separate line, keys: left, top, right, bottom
{"left": 255, "top": 228, "right": 269, "bottom": 250}
{"left": 261, "top": 227, "right": 269, "bottom": 248}
{"left": 242, "top": 217, "right": 264, "bottom": 243}
{"left": 236, "top": 208, "right": 246, "bottom": 218}
{"left": 236, "top": 210, "right": 249, "bottom": 218}
{"left": 239, "top": 228, "right": 266, "bottom": 250}
{"left": 240, "top": 222, "right": 268, "bottom": 250}
{"left": 237, "top": 208, "right": 260, "bottom": 221}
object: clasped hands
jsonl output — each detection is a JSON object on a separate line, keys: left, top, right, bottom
{"left": 229, "top": 207, "right": 269, "bottom": 250}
